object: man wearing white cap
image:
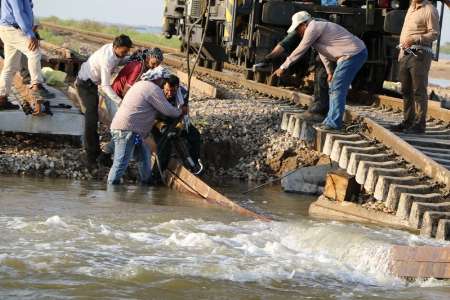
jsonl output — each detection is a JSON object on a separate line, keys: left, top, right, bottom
{"left": 274, "top": 11, "right": 367, "bottom": 130}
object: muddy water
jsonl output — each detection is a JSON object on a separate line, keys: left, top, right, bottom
{"left": 1, "top": 176, "right": 449, "bottom": 300}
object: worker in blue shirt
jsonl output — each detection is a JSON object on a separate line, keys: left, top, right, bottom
{"left": 0, "top": 0, "right": 52, "bottom": 112}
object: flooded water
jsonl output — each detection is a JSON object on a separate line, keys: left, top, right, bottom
{"left": 1, "top": 176, "right": 449, "bottom": 299}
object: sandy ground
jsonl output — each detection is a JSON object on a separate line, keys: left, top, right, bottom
{"left": 430, "top": 59, "right": 450, "bottom": 80}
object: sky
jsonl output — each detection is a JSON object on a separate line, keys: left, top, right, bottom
{"left": 34, "top": 0, "right": 450, "bottom": 42}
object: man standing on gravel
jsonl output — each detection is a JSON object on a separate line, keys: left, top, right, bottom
{"left": 392, "top": 0, "right": 439, "bottom": 134}
{"left": 0, "top": 0, "right": 53, "bottom": 111}
{"left": 75, "top": 34, "right": 132, "bottom": 165}
{"left": 273, "top": 11, "right": 367, "bottom": 131}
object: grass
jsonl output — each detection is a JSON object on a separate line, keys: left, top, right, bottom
{"left": 39, "top": 16, "right": 181, "bottom": 49}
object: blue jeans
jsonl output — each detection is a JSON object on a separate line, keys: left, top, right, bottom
{"left": 107, "top": 130, "right": 152, "bottom": 185}
{"left": 323, "top": 48, "right": 368, "bottom": 129}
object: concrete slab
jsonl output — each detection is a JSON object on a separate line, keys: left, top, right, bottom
{"left": 390, "top": 245, "right": 450, "bottom": 278}
{"left": 0, "top": 86, "right": 84, "bottom": 137}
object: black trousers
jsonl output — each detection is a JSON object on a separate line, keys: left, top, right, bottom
{"left": 153, "top": 123, "right": 202, "bottom": 171}
{"left": 399, "top": 51, "right": 432, "bottom": 130}
{"left": 75, "top": 78, "right": 101, "bottom": 162}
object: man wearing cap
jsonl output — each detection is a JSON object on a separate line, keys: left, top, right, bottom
{"left": 75, "top": 34, "right": 133, "bottom": 165}
{"left": 274, "top": 11, "right": 367, "bottom": 130}
{"left": 107, "top": 74, "right": 183, "bottom": 185}
{"left": 264, "top": 29, "right": 332, "bottom": 120}
{"left": 392, "top": 0, "right": 439, "bottom": 134}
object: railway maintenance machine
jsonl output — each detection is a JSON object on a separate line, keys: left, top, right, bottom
{"left": 163, "top": 0, "right": 445, "bottom": 93}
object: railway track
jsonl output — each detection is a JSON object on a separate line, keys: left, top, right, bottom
{"left": 40, "top": 23, "right": 450, "bottom": 240}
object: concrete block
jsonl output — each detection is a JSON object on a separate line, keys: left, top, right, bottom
{"left": 292, "top": 116, "right": 302, "bottom": 138}
{"left": 409, "top": 202, "right": 450, "bottom": 229}
{"left": 281, "top": 164, "right": 338, "bottom": 195}
{"left": 330, "top": 140, "right": 370, "bottom": 163}
{"left": 364, "top": 168, "right": 409, "bottom": 194}
{"left": 420, "top": 211, "right": 450, "bottom": 237}
{"left": 396, "top": 193, "right": 443, "bottom": 220}
{"left": 355, "top": 160, "right": 401, "bottom": 185}
{"left": 435, "top": 219, "right": 450, "bottom": 241}
{"left": 385, "top": 184, "right": 433, "bottom": 212}
{"left": 347, "top": 153, "right": 392, "bottom": 176}
{"left": 338, "top": 146, "right": 382, "bottom": 170}
{"left": 322, "top": 134, "right": 361, "bottom": 156}
{"left": 0, "top": 86, "right": 83, "bottom": 137}
{"left": 373, "top": 175, "right": 420, "bottom": 202}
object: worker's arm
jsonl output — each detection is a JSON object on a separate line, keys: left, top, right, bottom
{"left": 280, "top": 25, "right": 320, "bottom": 71}
{"left": 100, "top": 64, "right": 123, "bottom": 105}
{"left": 265, "top": 45, "right": 286, "bottom": 61}
{"left": 150, "top": 89, "right": 183, "bottom": 119}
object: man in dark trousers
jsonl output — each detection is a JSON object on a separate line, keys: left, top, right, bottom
{"left": 274, "top": 12, "right": 367, "bottom": 130}
{"left": 392, "top": 0, "right": 439, "bottom": 134}
{"left": 75, "top": 35, "right": 132, "bottom": 165}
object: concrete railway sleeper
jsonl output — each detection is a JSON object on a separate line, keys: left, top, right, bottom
{"left": 278, "top": 106, "right": 450, "bottom": 241}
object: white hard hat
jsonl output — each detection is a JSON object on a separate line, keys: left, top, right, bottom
{"left": 287, "top": 11, "right": 312, "bottom": 33}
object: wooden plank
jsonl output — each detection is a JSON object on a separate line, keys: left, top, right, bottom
{"left": 324, "top": 169, "right": 360, "bottom": 202}
{"left": 390, "top": 245, "right": 450, "bottom": 278}
{"left": 164, "top": 159, "right": 272, "bottom": 221}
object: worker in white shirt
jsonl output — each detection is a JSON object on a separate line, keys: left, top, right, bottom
{"left": 75, "top": 34, "right": 133, "bottom": 165}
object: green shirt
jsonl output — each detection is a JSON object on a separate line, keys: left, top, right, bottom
{"left": 279, "top": 32, "right": 301, "bottom": 54}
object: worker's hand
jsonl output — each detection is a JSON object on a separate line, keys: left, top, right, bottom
{"left": 273, "top": 68, "right": 285, "bottom": 77}
{"left": 401, "top": 38, "right": 414, "bottom": 49}
{"left": 32, "top": 102, "right": 44, "bottom": 116}
{"left": 327, "top": 73, "right": 333, "bottom": 83}
{"left": 182, "top": 105, "right": 189, "bottom": 115}
{"left": 28, "top": 37, "right": 39, "bottom": 51}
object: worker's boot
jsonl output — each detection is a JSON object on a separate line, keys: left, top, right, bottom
{"left": 0, "top": 95, "right": 19, "bottom": 110}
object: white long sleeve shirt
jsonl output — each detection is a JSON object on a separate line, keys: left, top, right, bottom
{"left": 78, "top": 43, "right": 127, "bottom": 105}
{"left": 280, "top": 20, "right": 366, "bottom": 75}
